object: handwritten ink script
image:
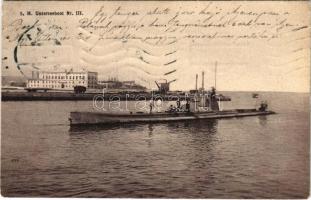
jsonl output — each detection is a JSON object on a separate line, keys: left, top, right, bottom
{"left": 78, "top": 3, "right": 308, "bottom": 45}
{"left": 3, "top": 2, "right": 309, "bottom": 47}
{"left": 5, "top": 19, "right": 70, "bottom": 46}
{"left": 2, "top": 1, "right": 309, "bottom": 92}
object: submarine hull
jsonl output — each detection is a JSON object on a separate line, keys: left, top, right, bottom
{"left": 69, "top": 109, "right": 275, "bottom": 126}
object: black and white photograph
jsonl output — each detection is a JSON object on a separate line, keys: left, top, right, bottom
{"left": 1, "top": 0, "right": 310, "bottom": 198}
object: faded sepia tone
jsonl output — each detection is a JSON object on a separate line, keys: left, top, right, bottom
{"left": 2, "top": 1, "right": 310, "bottom": 92}
{"left": 1, "top": 1, "right": 310, "bottom": 198}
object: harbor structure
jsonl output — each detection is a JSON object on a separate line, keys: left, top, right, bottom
{"left": 154, "top": 79, "right": 177, "bottom": 94}
{"left": 26, "top": 70, "right": 98, "bottom": 90}
{"left": 97, "top": 78, "right": 146, "bottom": 91}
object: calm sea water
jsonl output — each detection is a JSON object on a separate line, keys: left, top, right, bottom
{"left": 1, "top": 92, "right": 309, "bottom": 198}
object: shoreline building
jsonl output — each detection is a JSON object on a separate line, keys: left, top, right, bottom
{"left": 27, "top": 70, "right": 98, "bottom": 90}
{"left": 97, "top": 78, "right": 146, "bottom": 91}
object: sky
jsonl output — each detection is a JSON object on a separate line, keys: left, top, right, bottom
{"left": 2, "top": 1, "right": 310, "bottom": 92}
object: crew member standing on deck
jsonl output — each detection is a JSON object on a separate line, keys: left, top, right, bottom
{"left": 186, "top": 99, "right": 190, "bottom": 112}
{"left": 176, "top": 99, "right": 181, "bottom": 110}
{"left": 149, "top": 98, "right": 154, "bottom": 113}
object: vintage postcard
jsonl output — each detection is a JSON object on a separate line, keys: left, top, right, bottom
{"left": 1, "top": 0, "right": 310, "bottom": 198}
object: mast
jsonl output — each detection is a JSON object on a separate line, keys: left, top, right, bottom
{"left": 201, "top": 71, "right": 205, "bottom": 107}
{"left": 215, "top": 61, "right": 221, "bottom": 110}
{"left": 215, "top": 61, "right": 217, "bottom": 90}
{"left": 195, "top": 74, "right": 198, "bottom": 91}
{"left": 202, "top": 71, "right": 204, "bottom": 91}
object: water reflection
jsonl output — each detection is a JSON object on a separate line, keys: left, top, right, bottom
{"left": 183, "top": 119, "right": 218, "bottom": 134}
{"left": 69, "top": 119, "right": 218, "bottom": 135}
{"left": 184, "top": 120, "right": 218, "bottom": 152}
{"left": 69, "top": 123, "right": 141, "bottom": 133}
{"left": 258, "top": 115, "right": 267, "bottom": 127}
{"left": 148, "top": 123, "right": 154, "bottom": 136}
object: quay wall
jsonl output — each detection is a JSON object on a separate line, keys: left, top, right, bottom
{"left": 2, "top": 91, "right": 231, "bottom": 101}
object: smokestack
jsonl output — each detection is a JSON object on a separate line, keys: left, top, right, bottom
{"left": 215, "top": 61, "right": 217, "bottom": 90}
{"left": 195, "top": 74, "right": 198, "bottom": 90}
{"left": 202, "top": 71, "right": 205, "bottom": 91}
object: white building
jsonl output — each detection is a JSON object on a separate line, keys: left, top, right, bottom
{"left": 27, "top": 70, "right": 98, "bottom": 90}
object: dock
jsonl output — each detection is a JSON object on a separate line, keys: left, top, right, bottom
{"left": 1, "top": 91, "right": 232, "bottom": 101}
